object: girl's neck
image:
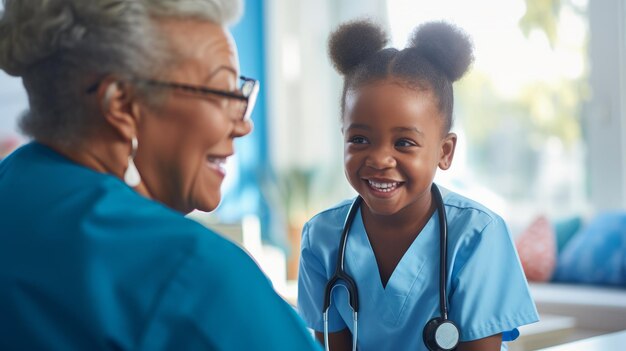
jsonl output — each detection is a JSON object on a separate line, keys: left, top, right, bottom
{"left": 362, "top": 193, "right": 436, "bottom": 236}
{"left": 361, "top": 192, "right": 437, "bottom": 288}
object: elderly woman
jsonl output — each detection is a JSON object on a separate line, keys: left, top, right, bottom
{"left": 0, "top": 0, "right": 320, "bottom": 349}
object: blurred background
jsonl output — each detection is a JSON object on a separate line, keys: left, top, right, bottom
{"left": 2, "top": 0, "right": 625, "bottom": 349}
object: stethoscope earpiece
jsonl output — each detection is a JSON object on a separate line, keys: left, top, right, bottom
{"left": 423, "top": 317, "right": 460, "bottom": 351}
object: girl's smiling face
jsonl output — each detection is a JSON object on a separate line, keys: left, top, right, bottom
{"left": 342, "top": 78, "right": 457, "bottom": 217}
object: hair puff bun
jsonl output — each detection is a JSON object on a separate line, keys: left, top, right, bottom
{"left": 408, "top": 21, "right": 473, "bottom": 82}
{"left": 328, "top": 18, "right": 388, "bottom": 76}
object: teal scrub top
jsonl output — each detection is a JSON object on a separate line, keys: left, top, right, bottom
{"left": 298, "top": 190, "right": 539, "bottom": 351}
{"left": 0, "top": 143, "right": 321, "bottom": 351}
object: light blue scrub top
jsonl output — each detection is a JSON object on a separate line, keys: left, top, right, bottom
{"left": 0, "top": 143, "right": 321, "bottom": 351}
{"left": 298, "top": 191, "right": 539, "bottom": 351}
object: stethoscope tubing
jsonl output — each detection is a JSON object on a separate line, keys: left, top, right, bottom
{"left": 433, "top": 184, "right": 449, "bottom": 320}
{"left": 322, "top": 183, "right": 449, "bottom": 351}
{"left": 323, "top": 286, "right": 358, "bottom": 351}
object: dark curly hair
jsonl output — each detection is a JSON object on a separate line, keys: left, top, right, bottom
{"left": 328, "top": 19, "right": 474, "bottom": 133}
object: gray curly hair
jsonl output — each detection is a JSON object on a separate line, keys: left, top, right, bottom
{"left": 0, "top": 0, "right": 242, "bottom": 145}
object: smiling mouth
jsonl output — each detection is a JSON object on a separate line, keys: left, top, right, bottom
{"left": 206, "top": 156, "right": 227, "bottom": 176}
{"left": 367, "top": 179, "right": 402, "bottom": 192}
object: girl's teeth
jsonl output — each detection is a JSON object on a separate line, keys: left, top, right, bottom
{"left": 368, "top": 180, "right": 399, "bottom": 192}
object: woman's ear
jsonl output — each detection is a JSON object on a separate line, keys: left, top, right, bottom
{"left": 438, "top": 132, "right": 457, "bottom": 170}
{"left": 97, "top": 77, "right": 139, "bottom": 141}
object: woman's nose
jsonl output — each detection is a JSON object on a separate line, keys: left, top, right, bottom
{"left": 231, "top": 119, "right": 253, "bottom": 138}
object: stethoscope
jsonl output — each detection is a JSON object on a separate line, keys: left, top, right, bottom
{"left": 322, "top": 183, "right": 460, "bottom": 351}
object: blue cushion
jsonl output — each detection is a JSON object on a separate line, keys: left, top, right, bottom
{"left": 553, "top": 212, "right": 626, "bottom": 287}
{"left": 553, "top": 216, "right": 583, "bottom": 253}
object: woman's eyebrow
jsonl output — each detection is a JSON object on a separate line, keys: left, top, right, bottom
{"left": 205, "top": 65, "right": 238, "bottom": 82}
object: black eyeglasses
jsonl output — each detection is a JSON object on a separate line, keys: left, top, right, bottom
{"left": 87, "top": 76, "right": 259, "bottom": 121}
{"left": 140, "top": 76, "right": 259, "bottom": 122}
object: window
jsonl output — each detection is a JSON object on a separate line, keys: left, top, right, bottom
{"left": 387, "top": 0, "right": 590, "bottom": 227}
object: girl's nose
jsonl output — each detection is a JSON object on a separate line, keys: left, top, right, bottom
{"left": 365, "top": 147, "right": 396, "bottom": 169}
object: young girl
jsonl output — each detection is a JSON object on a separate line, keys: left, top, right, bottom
{"left": 297, "top": 20, "right": 539, "bottom": 351}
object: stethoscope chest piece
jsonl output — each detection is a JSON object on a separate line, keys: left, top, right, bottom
{"left": 423, "top": 317, "right": 460, "bottom": 351}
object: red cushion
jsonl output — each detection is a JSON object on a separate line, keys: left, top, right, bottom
{"left": 515, "top": 216, "right": 557, "bottom": 282}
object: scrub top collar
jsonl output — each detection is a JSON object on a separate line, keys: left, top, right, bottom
{"left": 342, "top": 206, "right": 441, "bottom": 325}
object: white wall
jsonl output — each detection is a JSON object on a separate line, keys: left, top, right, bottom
{"left": 0, "top": 2, "right": 29, "bottom": 147}
{"left": 586, "top": 0, "right": 626, "bottom": 210}
{"left": 264, "top": 0, "right": 389, "bottom": 212}
{"left": 0, "top": 71, "right": 28, "bottom": 143}
{"left": 265, "top": 0, "right": 390, "bottom": 171}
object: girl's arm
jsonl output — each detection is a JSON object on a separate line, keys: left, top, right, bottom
{"left": 315, "top": 329, "right": 352, "bottom": 351}
{"left": 457, "top": 333, "right": 502, "bottom": 351}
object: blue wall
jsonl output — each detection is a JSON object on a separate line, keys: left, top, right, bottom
{"left": 219, "top": 0, "right": 285, "bottom": 248}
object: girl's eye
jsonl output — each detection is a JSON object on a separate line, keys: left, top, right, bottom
{"left": 395, "top": 138, "right": 417, "bottom": 147}
{"left": 348, "top": 136, "right": 369, "bottom": 144}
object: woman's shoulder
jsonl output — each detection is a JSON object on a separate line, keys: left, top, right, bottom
{"left": 85, "top": 180, "right": 263, "bottom": 297}
{"left": 10, "top": 142, "right": 237, "bottom": 251}
{"left": 90, "top": 178, "right": 234, "bottom": 249}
